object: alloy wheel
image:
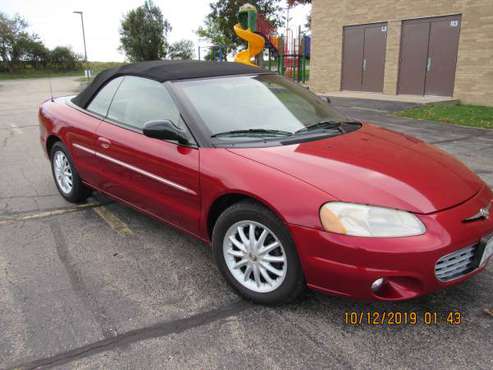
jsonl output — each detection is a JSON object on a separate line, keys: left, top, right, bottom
{"left": 223, "top": 220, "right": 287, "bottom": 293}
{"left": 53, "top": 151, "right": 73, "bottom": 194}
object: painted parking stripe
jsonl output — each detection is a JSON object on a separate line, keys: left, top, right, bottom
{"left": 0, "top": 203, "right": 103, "bottom": 225}
{"left": 9, "top": 124, "right": 23, "bottom": 134}
{"left": 93, "top": 206, "right": 133, "bottom": 236}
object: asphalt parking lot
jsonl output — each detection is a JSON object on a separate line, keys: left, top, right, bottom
{"left": 0, "top": 76, "right": 492, "bottom": 370}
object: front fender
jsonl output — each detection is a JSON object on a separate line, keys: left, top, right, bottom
{"left": 199, "top": 148, "right": 336, "bottom": 239}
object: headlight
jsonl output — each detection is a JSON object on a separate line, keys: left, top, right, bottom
{"left": 320, "top": 202, "right": 426, "bottom": 237}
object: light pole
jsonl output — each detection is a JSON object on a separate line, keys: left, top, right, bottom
{"left": 73, "top": 11, "right": 90, "bottom": 77}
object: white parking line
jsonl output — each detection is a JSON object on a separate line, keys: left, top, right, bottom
{"left": 0, "top": 203, "right": 102, "bottom": 225}
{"left": 9, "top": 124, "right": 23, "bottom": 135}
{"left": 93, "top": 206, "right": 133, "bottom": 236}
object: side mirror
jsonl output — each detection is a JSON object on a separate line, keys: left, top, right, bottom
{"left": 321, "top": 96, "right": 331, "bottom": 104}
{"left": 143, "top": 120, "right": 189, "bottom": 145}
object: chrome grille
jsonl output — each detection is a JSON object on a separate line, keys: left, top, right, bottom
{"left": 435, "top": 245, "right": 478, "bottom": 281}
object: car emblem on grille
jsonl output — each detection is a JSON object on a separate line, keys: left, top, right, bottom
{"left": 463, "top": 203, "right": 491, "bottom": 222}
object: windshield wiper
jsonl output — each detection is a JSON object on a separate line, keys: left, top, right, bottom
{"left": 295, "top": 120, "right": 362, "bottom": 134}
{"left": 211, "top": 128, "right": 293, "bottom": 138}
{"left": 295, "top": 120, "right": 346, "bottom": 134}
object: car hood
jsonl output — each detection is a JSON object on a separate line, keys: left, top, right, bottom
{"left": 227, "top": 124, "right": 483, "bottom": 214}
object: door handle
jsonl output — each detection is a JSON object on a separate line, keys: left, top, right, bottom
{"left": 97, "top": 137, "right": 111, "bottom": 149}
{"left": 362, "top": 59, "right": 367, "bottom": 72}
{"left": 426, "top": 57, "right": 432, "bottom": 72}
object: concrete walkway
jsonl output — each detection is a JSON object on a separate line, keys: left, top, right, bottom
{"left": 330, "top": 97, "right": 493, "bottom": 187}
{"left": 327, "top": 90, "right": 457, "bottom": 104}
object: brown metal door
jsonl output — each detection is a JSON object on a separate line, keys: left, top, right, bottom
{"left": 341, "top": 26, "right": 364, "bottom": 91}
{"left": 398, "top": 20, "right": 430, "bottom": 95}
{"left": 425, "top": 16, "right": 461, "bottom": 96}
{"left": 362, "top": 23, "right": 387, "bottom": 92}
{"left": 342, "top": 23, "right": 387, "bottom": 92}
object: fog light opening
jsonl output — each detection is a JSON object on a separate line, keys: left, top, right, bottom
{"left": 371, "top": 277, "right": 385, "bottom": 292}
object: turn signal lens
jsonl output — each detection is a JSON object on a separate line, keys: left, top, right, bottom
{"left": 320, "top": 205, "right": 347, "bottom": 234}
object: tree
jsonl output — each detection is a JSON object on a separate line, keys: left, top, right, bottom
{"left": 49, "top": 46, "right": 82, "bottom": 71}
{"left": 287, "top": 0, "right": 312, "bottom": 31}
{"left": 119, "top": 0, "right": 171, "bottom": 62}
{"left": 197, "top": 0, "right": 283, "bottom": 53}
{"left": 0, "top": 12, "right": 29, "bottom": 71}
{"left": 167, "top": 39, "right": 194, "bottom": 60}
{"left": 0, "top": 13, "right": 54, "bottom": 71}
{"left": 0, "top": 12, "right": 82, "bottom": 72}
{"left": 17, "top": 34, "right": 49, "bottom": 68}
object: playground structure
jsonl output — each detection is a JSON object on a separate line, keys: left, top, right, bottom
{"left": 233, "top": 3, "right": 311, "bottom": 83}
{"left": 233, "top": 4, "right": 265, "bottom": 66}
{"left": 197, "top": 3, "right": 311, "bottom": 82}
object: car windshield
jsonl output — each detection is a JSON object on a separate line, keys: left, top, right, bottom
{"left": 174, "top": 74, "right": 353, "bottom": 142}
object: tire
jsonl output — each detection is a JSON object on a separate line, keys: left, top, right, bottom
{"left": 212, "top": 200, "right": 305, "bottom": 305}
{"left": 50, "top": 142, "right": 91, "bottom": 203}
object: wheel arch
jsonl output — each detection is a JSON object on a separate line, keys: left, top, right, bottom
{"left": 206, "top": 191, "right": 288, "bottom": 240}
{"left": 46, "top": 134, "right": 62, "bottom": 156}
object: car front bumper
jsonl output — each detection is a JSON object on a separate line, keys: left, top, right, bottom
{"left": 290, "top": 186, "right": 493, "bottom": 301}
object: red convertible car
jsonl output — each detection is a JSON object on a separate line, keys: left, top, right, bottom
{"left": 39, "top": 61, "right": 493, "bottom": 304}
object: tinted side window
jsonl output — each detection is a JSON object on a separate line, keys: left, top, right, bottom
{"left": 86, "top": 77, "right": 123, "bottom": 116}
{"left": 107, "top": 76, "right": 183, "bottom": 131}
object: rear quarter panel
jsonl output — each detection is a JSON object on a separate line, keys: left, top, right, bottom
{"left": 38, "top": 97, "right": 102, "bottom": 185}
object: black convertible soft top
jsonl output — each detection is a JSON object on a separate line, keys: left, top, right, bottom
{"left": 72, "top": 60, "right": 268, "bottom": 108}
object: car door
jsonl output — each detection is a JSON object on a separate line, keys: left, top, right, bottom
{"left": 94, "top": 76, "right": 201, "bottom": 234}
{"left": 68, "top": 76, "right": 124, "bottom": 187}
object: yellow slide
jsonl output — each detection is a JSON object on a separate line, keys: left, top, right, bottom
{"left": 234, "top": 23, "right": 265, "bottom": 66}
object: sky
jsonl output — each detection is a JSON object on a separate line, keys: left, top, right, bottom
{"left": 1, "top": 0, "right": 311, "bottom": 62}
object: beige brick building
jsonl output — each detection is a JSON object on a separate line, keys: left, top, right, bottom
{"left": 309, "top": 0, "right": 493, "bottom": 106}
